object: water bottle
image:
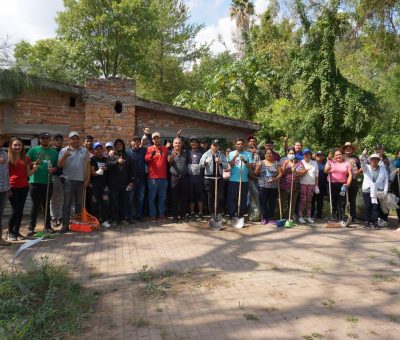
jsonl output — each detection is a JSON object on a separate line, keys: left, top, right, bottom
{"left": 340, "top": 185, "right": 346, "bottom": 196}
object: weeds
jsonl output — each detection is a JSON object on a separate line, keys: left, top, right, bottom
{"left": 243, "top": 313, "right": 259, "bottom": 321}
{"left": 372, "top": 273, "right": 394, "bottom": 282}
{"left": 302, "top": 333, "right": 324, "bottom": 339}
{"left": 0, "top": 258, "right": 96, "bottom": 339}
{"left": 390, "top": 248, "right": 400, "bottom": 257}
{"left": 347, "top": 333, "right": 359, "bottom": 338}
{"left": 132, "top": 317, "right": 150, "bottom": 328}
{"left": 321, "top": 299, "right": 336, "bottom": 309}
{"left": 346, "top": 315, "right": 358, "bottom": 326}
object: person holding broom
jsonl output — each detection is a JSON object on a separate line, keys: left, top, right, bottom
{"left": 26, "top": 132, "right": 59, "bottom": 236}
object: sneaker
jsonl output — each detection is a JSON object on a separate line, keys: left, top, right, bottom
{"left": 298, "top": 217, "right": 306, "bottom": 224}
{"left": 26, "top": 229, "right": 35, "bottom": 237}
{"left": 43, "top": 228, "right": 55, "bottom": 234}
{"left": 15, "top": 232, "right": 25, "bottom": 240}
{"left": 260, "top": 219, "right": 267, "bottom": 225}
{"left": 363, "top": 221, "right": 372, "bottom": 229}
{"left": 378, "top": 219, "right": 388, "bottom": 228}
{"left": 372, "top": 223, "right": 381, "bottom": 230}
{"left": 7, "top": 232, "right": 17, "bottom": 241}
{"left": 306, "top": 217, "right": 314, "bottom": 224}
{"left": 0, "top": 238, "right": 11, "bottom": 246}
{"left": 102, "top": 221, "right": 111, "bottom": 228}
{"left": 159, "top": 216, "right": 167, "bottom": 222}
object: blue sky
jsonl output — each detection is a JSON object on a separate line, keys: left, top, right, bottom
{"left": 0, "top": 0, "right": 270, "bottom": 54}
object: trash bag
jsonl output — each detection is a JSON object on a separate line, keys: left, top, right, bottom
{"left": 248, "top": 179, "right": 261, "bottom": 222}
{"left": 376, "top": 192, "right": 399, "bottom": 214}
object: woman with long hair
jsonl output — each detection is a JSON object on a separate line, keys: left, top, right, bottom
{"left": 324, "top": 148, "right": 352, "bottom": 224}
{"left": 7, "top": 137, "right": 38, "bottom": 241}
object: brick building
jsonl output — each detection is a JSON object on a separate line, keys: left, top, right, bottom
{"left": 0, "top": 77, "right": 259, "bottom": 148}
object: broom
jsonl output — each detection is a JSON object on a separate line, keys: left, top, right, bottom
{"left": 276, "top": 180, "right": 286, "bottom": 227}
{"left": 324, "top": 163, "right": 341, "bottom": 228}
{"left": 70, "top": 158, "right": 100, "bottom": 232}
{"left": 284, "top": 166, "right": 296, "bottom": 228}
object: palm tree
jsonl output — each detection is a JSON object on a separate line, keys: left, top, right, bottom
{"left": 230, "top": 0, "right": 255, "bottom": 57}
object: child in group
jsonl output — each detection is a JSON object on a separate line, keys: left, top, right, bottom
{"left": 298, "top": 149, "right": 318, "bottom": 224}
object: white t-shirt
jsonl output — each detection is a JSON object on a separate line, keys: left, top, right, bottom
{"left": 300, "top": 159, "right": 318, "bottom": 185}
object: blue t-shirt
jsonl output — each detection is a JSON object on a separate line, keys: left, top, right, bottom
{"left": 228, "top": 150, "right": 253, "bottom": 182}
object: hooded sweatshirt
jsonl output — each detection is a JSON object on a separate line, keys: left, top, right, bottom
{"left": 107, "top": 138, "right": 136, "bottom": 187}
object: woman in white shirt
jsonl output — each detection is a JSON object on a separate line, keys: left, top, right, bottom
{"left": 360, "top": 152, "right": 388, "bottom": 229}
{"left": 298, "top": 149, "right": 318, "bottom": 223}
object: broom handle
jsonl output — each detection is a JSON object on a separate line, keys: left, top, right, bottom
{"left": 44, "top": 171, "right": 50, "bottom": 228}
{"left": 288, "top": 165, "right": 294, "bottom": 221}
{"left": 214, "top": 156, "right": 218, "bottom": 218}
{"left": 278, "top": 180, "right": 283, "bottom": 220}
{"left": 237, "top": 159, "right": 242, "bottom": 216}
{"left": 328, "top": 171, "right": 333, "bottom": 219}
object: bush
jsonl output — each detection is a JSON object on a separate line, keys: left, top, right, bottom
{"left": 0, "top": 258, "right": 97, "bottom": 339}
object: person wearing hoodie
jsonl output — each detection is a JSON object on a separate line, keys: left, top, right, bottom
{"left": 107, "top": 138, "right": 135, "bottom": 226}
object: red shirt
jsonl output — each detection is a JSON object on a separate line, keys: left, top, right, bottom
{"left": 145, "top": 146, "right": 168, "bottom": 179}
{"left": 9, "top": 157, "right": 31, "bottom": 188}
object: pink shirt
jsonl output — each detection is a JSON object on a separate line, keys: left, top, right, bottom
{"left": 329, "top": 160, "right": 350, "bottom": 183}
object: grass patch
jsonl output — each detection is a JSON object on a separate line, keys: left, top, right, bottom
{"left": 0, "top": 258, "right": 96, "bottom": 339}
{"left": 321, "top": 299, "right": 336, "bottom": 309}
{"left": 390, "top": 248, "right": 400, "bottom": 257}
{"left": 372, "top": 272, "right": 394, "bottom": 282}
{"left": 271, "top": 265, "right": 280, "bottom": 271}
{"left": 388, "top": 259, "right": 397, "bottom": 266}
{"left": 310, "top": 264, "right": 326, "bottom": 273}
{"left": 132, "top": 317, "right": 150, "bottom": 328}
{"left": 243, "top": 313, "right": 259, "bottom": 321}
{"left": 346, "top": 315, "right": 358, "bottom": 326}
{"left": 302, "top": 333, "right": 324, "bottom": 340}
{"left": 347, "top": 333, "right": 359, "bottom": 339}
{"left": 137, "top": 265, "right": 154, "bottom": 282}
{"left": 388, "top": 314, "right": 398, "bottom": 322}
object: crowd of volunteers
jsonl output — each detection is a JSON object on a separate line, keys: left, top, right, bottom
{"left": 0, "top": 129, "right": 399, "bottom": 246}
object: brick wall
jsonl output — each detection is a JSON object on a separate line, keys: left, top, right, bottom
{"left": 84, "top": 78, "right": 136, "bottom": 142}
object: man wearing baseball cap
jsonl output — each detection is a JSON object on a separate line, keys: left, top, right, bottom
{"left": 50, "top": 134, "right": 64, "bottom": 227}
{"left": 58, "top": 131, "right": 90, "bottom": 233}
{"left": 26, "top": 132, "right": 59, "bottom": 236}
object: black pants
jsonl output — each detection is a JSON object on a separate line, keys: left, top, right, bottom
{"left": 259, "top": 187, "right": 278, "bottom": 220}
{"left": 228, "top": 181, "right": 249, "bottom": 218}
{"left": 29, "top": 183, "right": 53, "bottom": 230}
{"left": 362, "top": 192, "right": 379, "bottom": 223}
{"left": 109, "top": 185, "right": 128, "bottom": 223}
{"left": 330, "top": 182, "right": 345, "bottom": 220}
{"left": 8, "top": 187, "right": 29, "bottom": 235}
{"left": 204, "top": 178, "right": 224, "bottom": 215}
{"left": 170, "top": 175, "right": 188, "bottom": 218}
{"left": 312, "top": 185, "right": 327, "bottom": 218}
{"left": 90, "top": 183, "right": 107, "bottom": 222}
{"left": 348, "top": 183, "right": 358, "bottom": 219}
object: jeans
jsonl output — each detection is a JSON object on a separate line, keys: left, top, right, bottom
{"left": 127, "top": 177, "right": 146, "bottom": 221}
{"left": 148, "top": 178, "right": 168, "bottom": 218}
{"left": 330, "top": 182, "right": 346, "bottom": 220}
{"left": 91, "top": 183, "right": 107, "bottom": 222}
{"left": 62, "top": 179, "right": 83, "bottom": 229}
{"left": 8, "top": 187, "right": 29, "bottom": 234}
{"left": 204, "top": 178, "right": 224, "bottom": 215}
{"left": 109, "top": 185, "right": 128, "bottom": 223}
{"left": 170, "top": 175, "right": 188, "bottom": 218}
{"left": 228, "top": 181, "right": 249, "bottom": 218}
{"left": 348, "top": 183, "right": 358, "bottom": 219}
{"left": 50, "top": 176, "right": 63, "bottom": 220}
{"left": 29, "top": 183, "right": 53, "bottom": 230}
{"left": 362, "top": 192, "right": 379, "bottom": 223}
{"left": 312, "top": 185, "right": 326, "bottom": 218}
{"left": 0, "top": 191, "right": 6, "bottom": 236}
{"left": 259, "top": 187, "right": 278, "bottom": 220}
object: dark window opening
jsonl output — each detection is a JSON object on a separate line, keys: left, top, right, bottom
{"left": 115, "top": 100, "right": 123, "bottom": 113}
{"left": 69, "top": 96, "right": 77, "bottom": 107}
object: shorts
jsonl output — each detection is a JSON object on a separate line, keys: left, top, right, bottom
{"left": 189, "top": 182, "right": 204, "bottom": 203}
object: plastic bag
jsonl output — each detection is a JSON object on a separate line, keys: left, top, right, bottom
{"left": 377, "top": 192, "right": 399, "bottom": 214}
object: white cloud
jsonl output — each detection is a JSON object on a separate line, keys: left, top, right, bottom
{"left": 254, "top": 0, "right": 270, "bottom": 15}
{"left": 0, "top": 0, "right": 64, "bottom": 44}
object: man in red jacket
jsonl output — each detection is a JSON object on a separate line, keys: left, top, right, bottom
{"left": 145, "top": 132, "right": 169, "bottom": 222}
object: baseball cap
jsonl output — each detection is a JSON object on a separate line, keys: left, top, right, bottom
{"left": 105, "top": 142, "right": 113, "bottom": 148}
{"left": 302, "top": 148, "right": 312, "bottom": 155}
{"left": 38, "top": 132, "right": 51, "bottom": 138}
{"left": 68, "top": 131, "right": 80, "bottom": 138}
{"left": 369, "top": 153, "right": 381, "bottom": 160}
{"left": 54, "top": 133, "right": 63, "bottom": 140}
{"left": 152, "top": 132, "right": 161, "bottom": 138}
{"left": 189, "top": 136, "right": 199, "bottom": 142}
{"left": 85, "top": 134, "right": 94, "bottom": 140}
{"left": 93, "top": 142, "right": 103, "bottom": 149}
{"left": 374, "top": 143, "right": 383, "bottom": 149}
{"left": 315, "top": 150, "right": 325, "bottom": 156}
{"left": 211, "top": 139, "right": 219, "bottom": 145}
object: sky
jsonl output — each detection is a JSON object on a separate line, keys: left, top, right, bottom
{"left": 0, "top": 0, "right": 270, "bottom": 55}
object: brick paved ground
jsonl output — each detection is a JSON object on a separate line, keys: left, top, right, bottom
{"left": 1, "top": 218, "right": 400, "bottom": 340}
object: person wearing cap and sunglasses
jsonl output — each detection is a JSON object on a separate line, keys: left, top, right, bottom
{"left": 26, "top": 132, "right": 59, "bottom": 236}
{"left": 0, "top": 132, "right": 12, "bottom": 246}
{"left": 50, "top": 134, "right": 64, "bottom": 228}
{"left": 360, "top": 150, "right": 388, "bottom": 229}
{"left": 200, "top": 139, "right": 229, "bottom": 219}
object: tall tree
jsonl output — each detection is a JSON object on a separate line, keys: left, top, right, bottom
{"left": 230, "top": 0, "right": 255, "bottom": 57}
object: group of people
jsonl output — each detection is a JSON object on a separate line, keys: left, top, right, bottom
{"left": 0, "top": 129, "right": 399, "bottom": 247}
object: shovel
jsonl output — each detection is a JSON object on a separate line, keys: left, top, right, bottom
{"left": 324, "top": 169, "right": 341, "bottom": 228}
{"left": 232, "top": 159, "right": 244, "bottom": 229}
{"left": 284, "top": 166, "right": 296, "bottom": 228}
{"left": 276, "top": 180, "right": 286, "bottom": 227}
{"left": 209, "top": 159, "right": 222, "bottom": 231}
